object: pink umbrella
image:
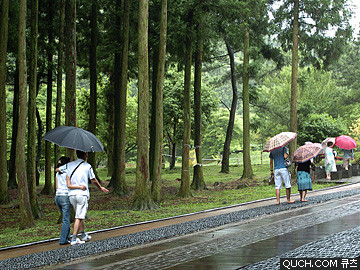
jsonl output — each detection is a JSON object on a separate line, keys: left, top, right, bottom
{"left": 335, "top": 135, "right": 356, "bottom": 150}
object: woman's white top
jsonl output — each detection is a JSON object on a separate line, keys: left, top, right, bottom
{"left": 56, "top": 171, "right": 69, "bottom": 196}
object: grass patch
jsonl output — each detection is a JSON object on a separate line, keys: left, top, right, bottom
{"left": 0, "top": 164, "right": 337, "bottom": 248}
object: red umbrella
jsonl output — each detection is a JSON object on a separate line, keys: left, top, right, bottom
{"left": 292, "top": 143, "right": 323, "bottom": 163}
{"left": 263, "top": 132, "right": 297, "bottom": 152}
{"left": 335, "top": 135, "right": 356, "bottom": 150}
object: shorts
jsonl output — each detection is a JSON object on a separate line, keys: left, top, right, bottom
{"left": 274, "top": 168, "right": 291, "bottom": 189}
{"left": 69, "top": 195, "right": 88, "bottom": 219}
{"left": 343, "top": 158, "right": 350, "bottom": 168}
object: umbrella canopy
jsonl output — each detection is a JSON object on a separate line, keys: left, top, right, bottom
{"left": 292, "top": 143, "right": 323, "bottom": 163}
{"left": 44, "top": 126, "right": 104, "bottom": 152}
{"left": 263, "top": 132, "right": 297, "bottom": 152}
{"left": 335, "top": 135, "right": 357, "bottom": 150}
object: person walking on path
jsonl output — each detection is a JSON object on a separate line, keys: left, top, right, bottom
{"left": 342, "top": 148, "right": 353, "bottom": 170}
{"left": 269, "top": 146, "right": 295, "bottom": 205}
{"left": 325, "top": 141, "right": 336, "bottom": 180}
{"left": 294, "top": 160, "right": 314, "bottom": 202}
{"left": 59, "top": 150, "right": 109, "bottom": 245}
{"left": 55, "top": 156, "right": 87, "bottom": 245}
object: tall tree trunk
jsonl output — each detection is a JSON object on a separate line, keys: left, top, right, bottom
{"left": 169, "top": 124, "right": 177, "bottom": 170}
{"left": 132, "top": 0, "right": 154, "bottom": 210}
{"left": 8, "top": 66, "right": 19, "bottom": 189}
{"left": 241, "top": 28, "right": 253, "bottom": 179}
{"left": 42, "top": 0, "right": 54, "bottom": 195}
{"left": 151, "top": 0, "right": 167, "bottom": 203}
{"left": 289, "top": 0, "right": 299, "bottom": 157}
{"left": 106, "top": 76, "right": 115, "bottom": 178}
{"left": 149, "top": 45, "right": 159, "bottom": 179}
{"left": 36, "top": 107, "right": 43, "bottom": 186}
{"left": 0, "top": 0, "right": 9, "bottom": 203}
{"left": 65, "top": 0, "right": 77, "bottom": 159}
{"left": 27, "top": 0, "right": 43, "bottom": 217}
{"left": 54, "top": 0, "right": 65, "bottom": 166}
{"left": 112, "top": 0, "right": 129, "bottom": 195}
{"left": 220, "top": 41, "right": 238, "bottom": 174}
{"left": 88, "top": 0, "right": 98, "bottom": 176}
{"left": 191, "top": 17, "right": 205, "bottom": 190}
{"left": 178, "top": 10, "right": 193, "bottom": 198}
{"left": 17, "top": 0, "right": 35, "bottom": 229}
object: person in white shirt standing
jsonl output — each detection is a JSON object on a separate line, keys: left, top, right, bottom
{"left": 60, "top": 150, "right": 109, "bottom": 245}
{"left": 55, "top": 156, "right": 87, "bottom": 245}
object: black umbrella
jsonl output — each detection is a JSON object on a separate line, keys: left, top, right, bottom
{"left": 44, "top": 126, "right": 104, "bottom": 152}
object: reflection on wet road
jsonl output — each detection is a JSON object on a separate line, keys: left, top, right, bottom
{"left": 56, "top": 195, "right": 360, "bottom": 270}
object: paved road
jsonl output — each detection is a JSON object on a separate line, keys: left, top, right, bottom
{"left": 54, "top": 193, "right": 360, "bottom": 269}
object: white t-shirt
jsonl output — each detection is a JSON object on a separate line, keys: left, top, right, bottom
{"left": 59, "top": 159, "right": 95, "bottom": 198}
{"left": 55, "top": 171, "right": 69, "bottom": 196}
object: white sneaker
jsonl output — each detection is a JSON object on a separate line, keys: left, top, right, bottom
{"left": 71, "top": 238, "right": 85, "bottom": 245}
{"left": 82, "top": 233, "right": 92, "bottom": 242}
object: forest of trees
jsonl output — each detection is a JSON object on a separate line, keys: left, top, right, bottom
{"left": 1, "top": 0, "right": 360, "bottom": 228}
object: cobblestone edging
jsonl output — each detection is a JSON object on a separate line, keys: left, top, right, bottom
{"left": 1, "top": 188, "right": 360, "bottom": 269}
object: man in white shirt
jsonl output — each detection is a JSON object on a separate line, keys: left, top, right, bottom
{"left": 61, "top": 150, "right": 109, "bottom": 245}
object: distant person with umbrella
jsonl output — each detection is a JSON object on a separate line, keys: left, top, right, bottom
{"left": 269, "top": 146, "right": 295, "bottom": 205}
{"left": 325, "top": 141, "right": 336, "bottom": 180}
{"left": 292, "top": 142, "right": 322, "bottom": 202}
{"left": 334, "top": 135, "right": 356, "bottom": 171}
{"left": 293, "top": 160, "right": 314, "bottom": 202}
{"left": 341, "top": 149, "right": 353, "bottom": 170}
{"left": 58, "top": 150, "right": 109, "bottom": 245}
{"left": 264, "top": 132, "right": 297, "bottom": 205}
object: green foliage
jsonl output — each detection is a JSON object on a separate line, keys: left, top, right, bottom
{"left": 254, "top": 65, "right": 352, "bottom": 145}
{"left": 297, "top": 113, "right": 346, "bottom": 145}
{"left": 163, "top": 66, "right": 219, "bottom": 147}
{"left": 202, "top": 109, "right": 243, "bottom": 156}
{"left": 272, "top": 0, "right": 353, "bottom": 68}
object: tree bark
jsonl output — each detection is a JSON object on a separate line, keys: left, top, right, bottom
{"left": 132, "top": 0, "right": 155, "bottom": 210}
{"left": 17, "top": 0, "right": 36, "bottom": 229}
{"left": 191, "top": 17, "right": 205, "bottom": 190}
{"left": 178, "top": 10, "right": 193, "bottom": 198}
{"left": 8, "top": 66, "right": 19, "bottom": 189}
{"left": 112, "top": 0, "right": 129, "bottom": 196}
{"left": 88, "top": 0, "right": 98, "bottom": 177}
{"left": 36, "top": 107, "right": 43, "bottom": 186}
{"left": 0, "top": 0, "right": 9, "bottom": 203}
{"left": 27, "top": 0, "right": 43, "bottom": 217}
{"left": 241, "top": 28, "right": 253, "bottom": 179}
{"left": 289, "top": 0, "right": 299, "bottom": 157}
{"left": 54, "top": 0, "right": 65, "bottom": 167}
{"left": 65, "top": 0, "right": 77, "bottom": 159}
{"left": 42, "top": 0, "right": 55, "bottom": 195}
{"left": 220, "top": 41, "right": 238, "bottom": 174}
{"left": 169, "top": 125, "right": 177, "bottom": 170}
{"left": 151, "top": 0, "right": 167, "bottom": 203}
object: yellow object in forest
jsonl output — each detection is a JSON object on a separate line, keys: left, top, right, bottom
{"left": 189, "top": 149, "right": 198, "bottom": 167}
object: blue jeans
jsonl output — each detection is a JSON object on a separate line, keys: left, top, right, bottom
{"left": 55, "top": 195, "right": 71, "bottom": 244}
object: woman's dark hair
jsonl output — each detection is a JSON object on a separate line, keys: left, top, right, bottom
{"left": 327, "top": 141, "right": 334, "bottom": 147}
{"left": 57, "top": 156, "right": 70, "bottom": 168}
